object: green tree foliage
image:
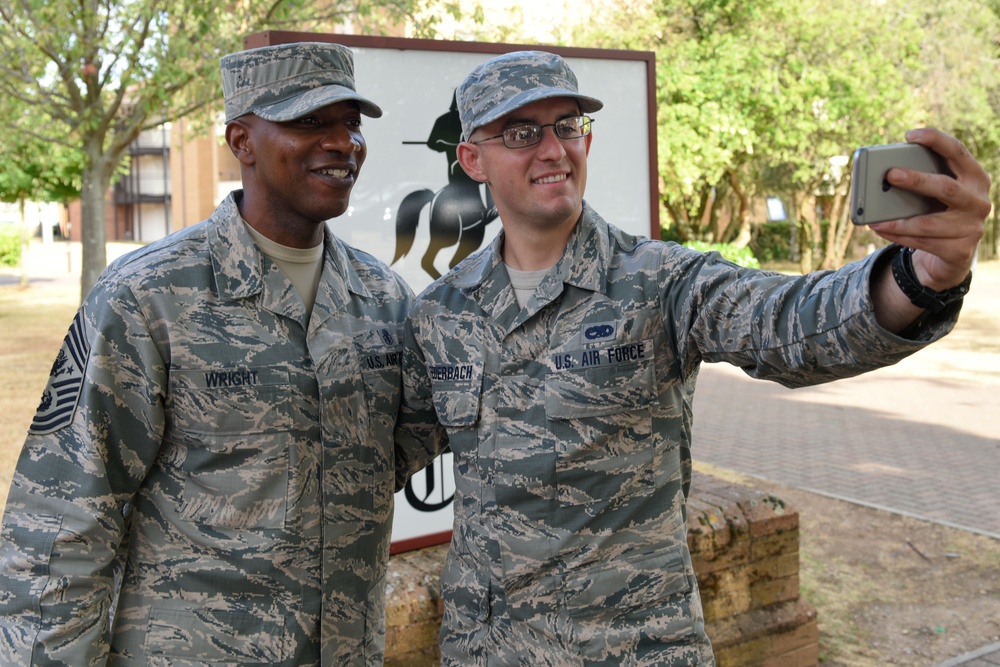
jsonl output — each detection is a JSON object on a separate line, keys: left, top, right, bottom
{"left": 918, "top": 0, "right": 1000, "bottom": 259}
{"left": 0, "top": 100, "right": 82, "bottom": 284}
{"left": 574, "top": 0, "right": 1000, "bottom": 268}
{"left": 683, "top": 240, "right": 760, "bottom": 268}
{"left": 0, "top": 224, "right": 19, "bottom": 267}
{"left": 0, "top": 0, "right": 442, "bottom": 302}
{"left": 0, "top": 129, "right": 82, "bottom": 207}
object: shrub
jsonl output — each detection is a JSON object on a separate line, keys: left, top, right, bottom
{"left": 0, "top": 225, "right": 21, "bottom": 267}
{"left": 683, "top": 240, "right": 761, "bottom": 269}
{"left": 750, "top": 222, "right": 793, "bottom": 263}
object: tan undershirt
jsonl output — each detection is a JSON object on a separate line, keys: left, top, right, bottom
{"left": 244, "top": 223, "right": 324, "bottom": 316}
{"left": 506, "top": 264, "right": 552, "bottom": 308}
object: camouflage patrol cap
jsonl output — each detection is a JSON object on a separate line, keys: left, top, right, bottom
{"left": 221, "top": 42, "right": 382, "bottom": 123}
{"left": 456, "top": 50, "right": 603, "bottom": 141}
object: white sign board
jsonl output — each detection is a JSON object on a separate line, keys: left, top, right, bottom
{"left": 246, "top": 32, "right": 659, "bottom": 553}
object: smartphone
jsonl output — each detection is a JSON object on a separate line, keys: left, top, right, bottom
{"left": 849, "top": 143, "right": 949, "bottom": 225}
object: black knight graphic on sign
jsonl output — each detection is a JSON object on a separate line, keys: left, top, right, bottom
{"left": 393, "top": 91, "right": 499, "bottom": 279}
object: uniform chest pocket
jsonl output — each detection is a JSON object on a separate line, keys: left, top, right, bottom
{"left": 356, "top": 325, "right": 404, "bottom": 435}
{"left": 168, "top": 368, "right": 293, "bottom": 530}
{"left": 145, "top": 605, "right": 289, "bottom": 663}
{"left": 169, "top": 367, "right": 294, "bottom": 435}
{"left": 562, "top": 544, "right": 697, "bottom": 647}
{"left": 358, "top": 345, "right": 404, "bottom": 516}
{"left": 429, "top": 363, "right": 483, "bottom": 428}
{"left": 358, "top": 344, "right": 404, "bottom": 454}
{"left": 545, "top": 341, "right": 658, "bottom": 507}
{"left": 360, "top": 348, "right": 403, "bottom": 417}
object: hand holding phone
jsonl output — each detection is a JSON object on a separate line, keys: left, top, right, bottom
{"left": 849, "top": 143, "right": 950, "bottom": 225}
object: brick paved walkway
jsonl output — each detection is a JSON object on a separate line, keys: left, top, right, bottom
{"left": 691, "top": 260, "right": 1000, "bottom": 666}
{"left": 693, "top": 261, "right": 1000, "bottom": 538}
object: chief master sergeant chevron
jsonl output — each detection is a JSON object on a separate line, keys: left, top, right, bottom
{"left": 0, "top": 42, "right": 411, "bottom": 665}
{"left": 394, "top": 51, "right": 991, "bottom": 665}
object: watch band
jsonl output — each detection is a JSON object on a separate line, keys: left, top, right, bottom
{"left": 889, "top": 245, "right": 972, "bottom": 314}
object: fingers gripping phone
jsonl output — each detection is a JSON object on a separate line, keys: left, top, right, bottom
{"left": 849, "top": 143, "right": 950, "bottom": 225}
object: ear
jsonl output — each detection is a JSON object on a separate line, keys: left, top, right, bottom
{"left": 456, "top": 142, "right": 487, "bottom": 183}
{"left": 225, "top": 120, "right": 256, "bottom": 166}
{"left": 584, "top": 130, "right": 593, "bottom": 156}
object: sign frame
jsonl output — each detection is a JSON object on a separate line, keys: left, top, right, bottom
{"left": 244, "top": 30, "right": 659, "bottom": 554}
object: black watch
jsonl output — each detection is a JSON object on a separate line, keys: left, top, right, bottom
{"left": 889, "top": 245, "right": 972, "bottom": 314}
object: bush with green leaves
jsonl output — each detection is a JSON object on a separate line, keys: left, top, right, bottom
{"left": 0, "top": 225, "right": 21, "bottom": 267}
{"left": 750, "top": 222, "right": 793, "bottom": 264}
{"left": 683, "top": 240, "right": 761, "bottom": 269}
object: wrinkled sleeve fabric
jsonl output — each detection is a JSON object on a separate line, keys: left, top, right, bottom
{"left": 0, "top": 272, "right": 165, "bottom": 666}
{"left": 662, "top": 244, "right": 958, "bottom": 388}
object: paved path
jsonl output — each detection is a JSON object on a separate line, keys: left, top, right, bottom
{"left": 693, "top": 260, "right": 1000, "bottom": 538}
{"left": 0, "top": 240, "right": 138, "bottom": 288}
{"left": 691, "top": 259, "right": 1000, "bottom": 666}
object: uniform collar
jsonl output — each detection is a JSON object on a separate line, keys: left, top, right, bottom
{"left": 440, "top": 202, "right": 619, "bottom": 335}
{"left": 555, "top": 202, "right": 612, "bottom": 295}
{"left": 444, "top": 201, "right": 613, "bottom": 297}
{"left": 208, "top": 190, "right": 372, "bottom": 308}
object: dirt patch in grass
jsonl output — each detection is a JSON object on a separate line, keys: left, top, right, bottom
{"left": 698, "top": 461, "right": 1000, "bottom": 666}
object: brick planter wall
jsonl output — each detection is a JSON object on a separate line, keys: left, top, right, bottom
{"left": 687, "top": 473, "right": 820, "bottom": 667}
{"left": 385, "top": 471, "right": 819, "bottom": 666}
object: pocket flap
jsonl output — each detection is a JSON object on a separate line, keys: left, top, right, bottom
{"left": 546, "top": 340, "right": 657, "bottom": 420}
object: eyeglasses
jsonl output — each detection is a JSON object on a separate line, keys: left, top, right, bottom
{"left": 470, "top": 115, "right": 593, "bottom": 149}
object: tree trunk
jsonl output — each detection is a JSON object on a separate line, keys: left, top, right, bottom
{"left": 79, "top": 150, "right": 112, "bottom": 303}
{"left": 833, "top": 193, "right": 855, "bottom": 267}
{"left": 797, "top": 196, "right": 815, "bottom": 274}
{"left": 987, "top": 186, "right": 1000, "bottom": 261}
{"left": 726, "top": 170, "right": 753, "bottom": 249}
{"left": 18, "top": 198, "right": 28, "bottom": 289}
{"left": 665, "top": 200, "right": 690, "bottom": 242}
{"left": 698, "top": 186, "right": 715, "bottom": 241}
{"left": 817, "top": 186, "right": 852, "bottom": 269}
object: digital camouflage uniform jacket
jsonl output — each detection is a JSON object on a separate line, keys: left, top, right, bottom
{"left": 396, "top": 203, "right": 958, "bottom": 667}
{"left": 0, "top": 192, "right": 410, "bottom": 666}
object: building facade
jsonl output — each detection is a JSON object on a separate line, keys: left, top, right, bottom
{"left": 65, "top": 119, "right": 239, "bottom": 243}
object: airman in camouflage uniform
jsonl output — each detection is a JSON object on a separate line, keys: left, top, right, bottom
{"left": 0, "top": 42, "right": 409, "bottom": 665}
{"left": 395, "top": 51, "right": 990, "bottom": 665}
